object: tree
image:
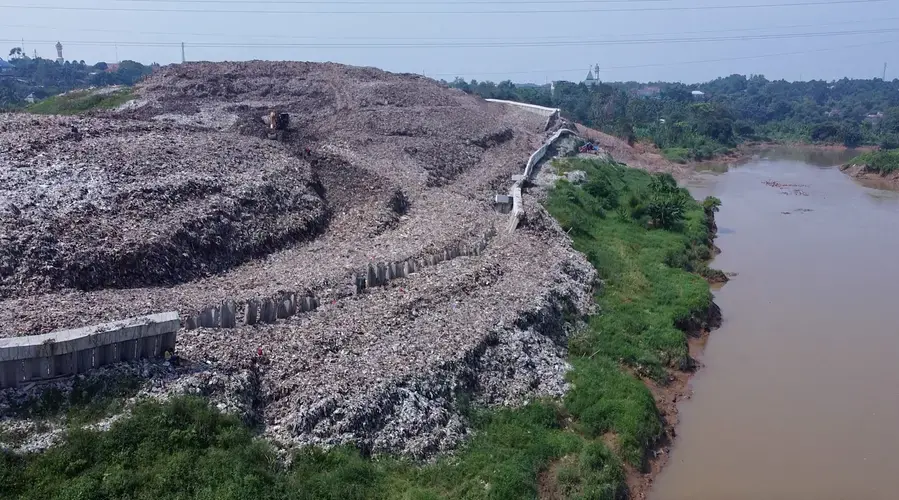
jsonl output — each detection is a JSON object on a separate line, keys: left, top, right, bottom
{"left": 8, "top": 47, "right": 22, "bottom": 59}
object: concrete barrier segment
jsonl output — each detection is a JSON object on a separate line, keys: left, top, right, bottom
{"left": 0, "top": 312, "right": 179, "bottom": 388}
{"left": 261, "top": 298, "right": 277, "bottom": 324}
{"left": 367, "top": 263, "right": 377, "bottom": 289}
{"left": 246, "top": 299, "right": 259, "bottom": 325}
{"left": 221, "top": 300, "right": 237, "bottom": 328}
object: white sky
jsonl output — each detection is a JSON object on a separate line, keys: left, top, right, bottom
{"left": 1, "top": 0, "right": 898, "bottom": 83}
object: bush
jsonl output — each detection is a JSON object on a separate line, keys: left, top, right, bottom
{"left": 662, "top": 147, "right": 690, "bottom": 164}
{"left": 850, "top": 149, "right": 899, "bottom": 174}
{"left": 878, "top": 134, "right": 899, "bottom": 150}
{"left": 646, "top": 174, "right": 688, "bottom": 230}
{"left": 702, "top": 196, "right": 722, "bottom": 214}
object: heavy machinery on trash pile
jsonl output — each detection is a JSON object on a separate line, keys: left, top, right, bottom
{"left": 266, "top": 110, "right": 290, "bottom": 140}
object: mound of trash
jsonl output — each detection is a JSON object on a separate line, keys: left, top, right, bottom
{"left": 0, "top": 115, "right": 327, "bottom": 298}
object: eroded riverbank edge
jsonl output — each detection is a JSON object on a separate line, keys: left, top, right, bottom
{"left": 626, "top": 303, "right": 723, "bottom": 500}
{"left": 839, "top": 163, "right": 899, "bottom": 190}
{"left": 622, "top": 223, "right": 724, "bottom": 500}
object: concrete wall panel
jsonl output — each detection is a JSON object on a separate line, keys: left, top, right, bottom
{"left": 0, "top": 312, "right": 179, "bottom": 388}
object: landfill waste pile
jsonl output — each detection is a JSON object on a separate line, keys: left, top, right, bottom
{"left": 0, "top": 61, "right": 597, "bottom": 457}
{"left": 0, "top": 115, "right": 327, "bottom": 298}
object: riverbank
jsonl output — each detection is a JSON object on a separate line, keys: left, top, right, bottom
{"left": 840, "top": 150, "right": 899, "bottom": 190}
{"left": 542, "top": 158, "right": 723, "bottom": 499}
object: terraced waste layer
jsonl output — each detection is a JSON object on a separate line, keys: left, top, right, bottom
{"left": 0, "top": 61, "right": 611, "bottom": 458}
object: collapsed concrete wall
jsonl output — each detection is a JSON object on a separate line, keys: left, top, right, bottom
{"left": 507, "top": 128, "right": 577, "bottom": 232}
{"left": 0, "top": 312, "right": 179, "bottom": 389}
{"left": 182, "top": 229, "right": 497, "bottom": 331}
{"left": 484, "top": 95, "right": 578, "bottom": 233}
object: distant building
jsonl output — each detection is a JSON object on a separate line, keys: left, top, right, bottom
{"left": 691, "top": 90, "right": 706, "bottom": 101}
{"left": 55, "top": 41, "right": 64, "bottom": 64}
{"left": 865, "top": 112, "right": 884, "bottom": 124}
{"left": 584, "top": 69, "right": 598, "bottom": 87}
{"left": 635, "top": 86, "right": 662, "bottom": 99}
{"left": 25, "top": 93, "right": 36, "bottom": 104}
{"left": 0, "top": 58, "right": 12, "bottom": 72}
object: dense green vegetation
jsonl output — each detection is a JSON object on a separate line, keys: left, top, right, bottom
{"left": 1, "top": 50, "right": 153, "bottom": 110}
{"left": 0, "top": 160, "right": 718, "bottom": 499}
{"left": 26, "top": 89, "right": 135, "bottom": 115}
{"left": 848, "top": 149, "right": 899, "bottom": 174}
{"left": 447, "top": 75, "right": 899, "bottom": 160}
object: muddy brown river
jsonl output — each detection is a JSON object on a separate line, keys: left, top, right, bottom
{"left": 651, "top": 148, "right": 899, "bottom": 500}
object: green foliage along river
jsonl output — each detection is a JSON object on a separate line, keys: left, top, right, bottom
{"left": 0, "top": 159, "right": 720, "bottom": 500}
{"left": 448, "top": 76, "right": 899, "bottom": 162}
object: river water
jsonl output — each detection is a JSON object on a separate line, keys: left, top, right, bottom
{"left": 651, "top": 148, "right": 899, "bottom": 500}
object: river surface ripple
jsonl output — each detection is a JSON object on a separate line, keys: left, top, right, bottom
{"left": 651, "top": 148, "right": 899, "bottom": 500}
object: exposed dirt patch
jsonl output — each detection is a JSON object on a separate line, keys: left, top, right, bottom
{"left": 840, "top": 163, "right": 899, "bottom": 190}
{"left": 538, "top": 454, "right": 580, "bottom": 500}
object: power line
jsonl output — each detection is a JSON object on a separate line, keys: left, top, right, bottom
{"left": 117, "top": 0, "right": 673, "bottom": 3}
{"left": 433, "top": 38, "right": 899, "bottom": 77}
{"left": 4, "top": 16, "right": 899, "bottom": 42}
{"left": 0, "top": 0, "right": 886, "bottom": 15}
{"left": 6, "top": 27, "right": 899, "bottom": 49}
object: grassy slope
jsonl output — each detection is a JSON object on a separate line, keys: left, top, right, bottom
{"left": 0, "top": 159, "right": 717, "bottom": 500}
{"left": 26, "top": 89, "right": 134, "bottom": 115}
{"left": 849, "top": 149, "right": 899, "bottom": 174}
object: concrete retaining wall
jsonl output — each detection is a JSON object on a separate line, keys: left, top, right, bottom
{"left": 484, "top": 99, "right": 559, "bottom": 117}
{"left": 0, "top": 312, "right": 179, "bottom": 389}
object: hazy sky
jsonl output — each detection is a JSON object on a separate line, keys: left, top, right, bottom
{"left": 2, "top": 0, "right": 898, "bottom": 83}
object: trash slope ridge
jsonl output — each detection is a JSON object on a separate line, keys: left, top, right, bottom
{"left": 1, "top": 158, "right": 722, "bottom": 500}
{"left": 0, "top": 61, "right": 601, "bottom": 460}
{"left": 0, "top": 114, "right": 326, "bottom": 298}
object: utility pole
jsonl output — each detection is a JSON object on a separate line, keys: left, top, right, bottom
{"left": 181, "top": 42, "right": 186, "bottom": 63}
{"left": 883, "top": 62, "right": 888, "bottom": 80}
{"left": 595, "top": 63, "right": 600, "bottom": 83}
{"left": 115, "top": 44, "right": 119, "bottom": 63}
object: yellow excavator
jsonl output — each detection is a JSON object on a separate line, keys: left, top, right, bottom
{"left": 267, "top": 111, "right": 290, "bottom": 140}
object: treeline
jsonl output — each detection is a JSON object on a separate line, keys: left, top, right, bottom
{"left": 1, "top": 50, "right": 155, "bottom": 109}
{"left": 446, "top": 75, "right": 899, "bottom": 161}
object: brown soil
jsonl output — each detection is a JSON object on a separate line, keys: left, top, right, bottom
{"left": 572, "top": 125, "right": 690, "bottom": 178}
{"left": 840, "top": 163, "right": 899, "bottom": 190}
{"left": 538, "top": 454, "right": 578, "bottom": 500}
{"left": 625, "top": 332, "right": 711, "bottom": 500}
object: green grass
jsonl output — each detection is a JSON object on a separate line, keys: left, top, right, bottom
{"left": 0, "top": 159, "right": 718, "bottom": 500}
{"left": 661, "top": 147, "right": 690, "bottom": 164}
{"left": 546, "top": 158, "right": 714, "bottom": 466}
{"left": 27, "top": 88, "right": 135, "bottom": 115}
{"left": 849, "top": 149, "right": 899, "bottom": 174}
